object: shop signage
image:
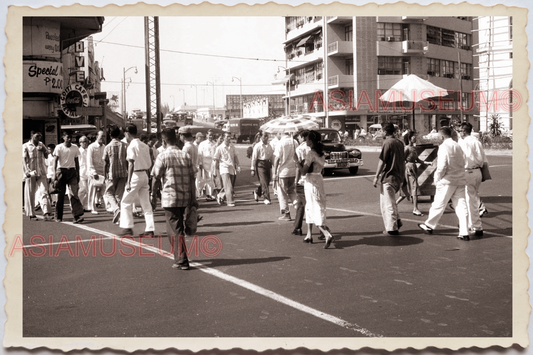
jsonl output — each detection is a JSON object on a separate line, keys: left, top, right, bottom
{"left": 60, "top": 84, "right": 89, "bottom": 118}
{"left": 23, "top": 61, "right": 63, "bottom": 94}
{"left": 23, "top": 19, "right": 61, "bottom": 59}
{"left": 330, "top": 119, "right": 342, "bottom": 130}
{"left": 76, "top": 106, "right": 103, "bottom": 116}
{"left": 243, "top": 98, "right": 269, "bottom": 118}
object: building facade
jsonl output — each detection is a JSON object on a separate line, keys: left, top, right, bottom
{"left": 474, "top": 16, "right": 513, "bottom": 132}
{"left": 226, "top": 93, "right": 285, "bottom": 119}
{"left": 23, "top": 17, "right": 104, "bottom": 145}
{"left": 278, "top": 16, "right": 480, "bottom": 134}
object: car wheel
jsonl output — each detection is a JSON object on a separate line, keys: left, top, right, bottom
{"left": 349, "top": 166, "right": 359, "bottom": 175}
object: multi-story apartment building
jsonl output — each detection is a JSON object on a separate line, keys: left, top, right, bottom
{"left": 474, "top": 16, "right": 513, "bottom": 132}
{"left": 23, "top": 17, "right": 105, "bottom": 145}
{"left": 278, "top": 16, "right": 479, "bottom": 134}
{"left": 226, "top": 93, "right": 285, "bottom": 119}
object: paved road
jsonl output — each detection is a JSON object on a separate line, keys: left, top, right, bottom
{"left": 21, "top": 147, "right": 513, "bottom": 338}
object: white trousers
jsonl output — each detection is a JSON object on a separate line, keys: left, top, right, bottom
{"left": 24, "top": 175, "right": 50, "bottom": 216}
{"left": 425, "top": 183, "right": 469, "bottom": 236}
{"left": 87, "top": 175, "right": 104, "bottom": 211}
{"left": 79, "top": 177, "right": 88, "bottom": 209}
{"left": 197, "top": 169, "right": 215, "bottom": 197}
{"left": 465, "top": 169, "right": 482, "bottom": 231}
{"left": 379, "top": 182, "right": 400, "bottom": 232}
{"left": 119, "top": 172, "right": 154, "bottom": 231}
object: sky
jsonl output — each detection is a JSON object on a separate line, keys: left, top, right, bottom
{"left": 91, "top": 16, "right": 287, "bottom": 112}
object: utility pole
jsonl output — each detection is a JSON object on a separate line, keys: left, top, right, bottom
{"left": 144, "top": 16, "right": 162, "bottom": 135}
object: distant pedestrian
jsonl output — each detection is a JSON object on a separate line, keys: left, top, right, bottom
{"left": 103, "top": 126, "right": 128, "bottom": 224}
{"left": 51, "top": 131, "right": 85, "bottom": 223}
{"left": 294, "top": 130, "right": 334, "bottom": 248}
{"left": 23, "top": 131, "right": 51, "bottom": 221}
{"left": 214, "top": 132, "right": 240, "bottom": 207}
{"left": 197, "top": 129, "right": 217, "bottom": 201}
{"left": 119, "top": 124, "right": 155, "bottom": 238}
{"left": 250, "top": 131, "right": 274, "bottom": 205}
{"left": 418, "top": 127, "right": 469, "bottom": 240}
{"left": 152, "top": 128, "right": 194, "bottom": 270}
{"left": 272, "top": 131, "right": 298, "bottom": 221}
{"left": 373, "top": 122, "right": 405, "bottom": 235}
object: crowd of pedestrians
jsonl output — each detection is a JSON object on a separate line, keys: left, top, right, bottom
{"left": 23, "top": 119, "right": 490, "bottom": 269}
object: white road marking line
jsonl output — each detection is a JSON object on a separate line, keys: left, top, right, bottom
{"left": 50, "top": 220, "right": 381, "bottom": 337}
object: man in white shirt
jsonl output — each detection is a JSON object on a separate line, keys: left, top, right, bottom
{"left": 214, "top": 132, "right": 240, "bottom": 207}
{"left": 272, "top": 132, "right": 298, "bottom": 221}
{"left": 87, "top": 131, "right": 106, "bottom": 214}
{"left": 119, "top": 124, "right": 155, "bottom": 238}
{"left": 23, "top": 131, "right": 51, "bottom": 220}
{"left": 250, "top": 131, "right": 274, "bottom": 205}
{"left": 197, "top": 129, "right": 217, "bottom": 201}
{"left": 52, "top": 131, "right": 84, "bottom": 223}
{"left": 77, "top": 136, "right": 89, "bottom": 211}
{"left": 458, "top": 122, "right": 486, "bottom": 237}
{"left": 418, "top": 127, "right": 469, "bottom": 240}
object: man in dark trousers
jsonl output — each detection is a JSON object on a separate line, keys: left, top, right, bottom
{"left": 373, "top": 122, "right": 405, "bottom": 235}
{"left": 151, "top": 128, "right": 195, "bottom": 270}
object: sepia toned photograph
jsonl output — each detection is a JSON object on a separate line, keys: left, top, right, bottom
{"left": 2, "top": 1, "right": 530, "bottom": 353}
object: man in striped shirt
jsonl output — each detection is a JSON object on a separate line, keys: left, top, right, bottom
{"left": 104, "top": 126, "right": 128, "bottom": 224}
{"left": 152, "top": 128, "right": 194, "bottom": 270}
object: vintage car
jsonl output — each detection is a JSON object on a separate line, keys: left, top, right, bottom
{"left": 317, "top": 128, "right": 363, "bottom": 175}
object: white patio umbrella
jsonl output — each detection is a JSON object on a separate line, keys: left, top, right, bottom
{"left": 260, "top": 115, "right": 319, "bottom": 134}
{"left": 379, "top": 74, "right": 451, "bottom": 129}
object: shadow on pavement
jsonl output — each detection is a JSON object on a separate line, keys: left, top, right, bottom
{"left": 201, "top": 220, "right": 274, "bottom": 227}
{"left": 193, "top": 256, "right": 290, "bottom": 268}
{"left": 331, "top": 233, "right": 424, "bottom": 249}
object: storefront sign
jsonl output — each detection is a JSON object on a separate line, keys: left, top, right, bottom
{"left": 44, "top": 120, "right": 58, "bottom": 146}
{"left": 23, "top": 18, "right": 61, "bottom": 59}
{"left": 23, "top": 61, "right": 63, "bottom": 94}
{"left": 244, "top": 98, "right": 269, "bottom": 118}
{"left": 60, "top": 84, "right": 89, "bottom": 118}
{"left": 330, "top": 119, "right": 342, "bottom": 130}
{"left": 76, "top": 106, "right": 103, "bottom": 116}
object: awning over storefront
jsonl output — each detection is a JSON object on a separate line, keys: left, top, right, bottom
{"left": 296, "top": 36, "right": 313, "bottom": 47}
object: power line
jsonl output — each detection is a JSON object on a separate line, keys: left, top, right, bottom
{"left": 96, "top": 17, "right": 130, "bottom": 44}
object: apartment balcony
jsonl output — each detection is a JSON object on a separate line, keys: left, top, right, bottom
{"left": 376, "top": 40, "right": 402, "bottom": 56}
{"left": 327, "top": 41, "right": 354, "bottom": 57}
{"left": 326, "top": 16, "right": 352, "bottom": 25}
{"left": 402, "top": 40, "right": 429, "bottom": 54}
{"left": 328, "top": 74, "right": 354, "bottom": 89}
{"left": 288, "top": 48, "right": 323, "bottom": 71}
{"left": 285, "top": 19, "right": 322, "bottom": 43}
{"left": 376, "top": 74, "right": 404, "bottom": 91}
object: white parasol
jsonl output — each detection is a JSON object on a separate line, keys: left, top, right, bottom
{"left": 260, "top": 115, "right": 320, "bottom": 134}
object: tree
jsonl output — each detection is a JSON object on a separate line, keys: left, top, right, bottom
{"left": 489, "top": 113, "right": 502, "bottom": 137}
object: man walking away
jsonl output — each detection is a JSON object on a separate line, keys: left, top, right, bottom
{"left": 273, "top": 131, "right": 298, "bottom": 221}
{"left": 52, "top": 131, "right": 84, "bottom": 223}
{"left": 152, "top": 128, "right": 193, "bottom": 270}
{"left": 458, "top": 122, "right": 486, "bottom": 238}
{"left": 373, "top": 123, "right": 405, "bottom": 235}
{"left": 119, "top": 124, "right": 155, "bottom": 238}
{"left": 104, "top": 125, "right": 128, "bottom": 224}
{"left": 418, "top": 127, "right": 469, "bottom": 240}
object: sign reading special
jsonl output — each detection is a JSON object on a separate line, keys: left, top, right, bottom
{"left": 60, "top": 84, "right": 89, "bottom": 118}
{"left": 23, "top": 61, "right": 63, "bottom": 94}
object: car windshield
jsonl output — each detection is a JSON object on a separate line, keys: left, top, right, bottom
{"left": 321, "top": 131, "right": 341, "bottom": 143}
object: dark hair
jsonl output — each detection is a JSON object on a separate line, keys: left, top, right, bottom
{"left": 47, "top": 143, "right": 55, "bottom": 150}
{"left": 125, "top": 123, "right": 137, "bottom": 136}
{"left": 460, "top": 122, "right": 473, "bottom": 135}
{"left": 299, "top": 130, "right": 310, "bottom": 140}
{"left": 403, "top": 130, "right": 416, "bottom": 145}
{"left": 62, "top": 130, "right": 72, "bottom": 137}
{"left": 161, "top": 128, "right": 177, "bottom": 145}
{"left": 307, "top": 130, "right": 324, "bottom": 157}
{"left": 110, "top": 126, "right": 121, "bottom": 138}
{"left": 439, "top": 126, "right": 452, "bottom": 138}
{"left": 140, "top": 133, "right": 149, "bottom": 143}
{"left": 383, "top": 122, "right": 396, "bottom": 136}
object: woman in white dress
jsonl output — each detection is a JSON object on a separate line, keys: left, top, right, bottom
{"left": 294, "top": 130, "right": 334, "bottom": 248}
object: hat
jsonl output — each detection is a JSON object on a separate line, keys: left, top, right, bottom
{"left": 178, "top": 126, "right": 192, "bottom": 134}
{"left": 195, "top": 132, "right": 205, "bottom": 138}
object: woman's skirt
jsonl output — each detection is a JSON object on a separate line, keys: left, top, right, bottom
{"left": 304, "top": 173, "right": 327, "bottom": 226}
{"left": 405, "top": 162, "right": 419, "bottom": 197}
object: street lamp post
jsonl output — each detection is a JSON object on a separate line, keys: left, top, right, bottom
{"left": 277, "top": 66, "right": 291, "bottom": 116}
{"left": 232, "top": 77, "right": 242, "bottom": 118}
{"left": 122, "top": 66, "right": 138, "bottom": 121}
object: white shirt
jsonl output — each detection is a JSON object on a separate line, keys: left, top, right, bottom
{"left": 53, "top": 143, "right": 80, "bottom": 169}
{"left": 274, "top": 135, "right": 297, "bottom": 178}
{"left": 458, "top": 135, "right": 486, "bottom": 170}
{"left": 214, "top": 143, "right": 239, "bottom": 175}
{"left": 79, "top": 146, "right": 88, "bottom": 178}
{"left": 87, "top": 141, "right": 105, "bottom": 176}
{"left": 182, "top": 141, "right": 198, "bottom": 174}
{"left": 434, "top": 138, "right": 466, "bottom": 186}
{"left": 127, "top": 138, "right": 152, "bottom": 171}
{"left": 198, "top": 139, "right": 217, "bottom": 171}
{"left": 295, "top": 142, "right": 311, "bottom": 185}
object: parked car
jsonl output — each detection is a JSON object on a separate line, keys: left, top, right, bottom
{"left": 317, "top": 128, "right": 363, "bottom": 175}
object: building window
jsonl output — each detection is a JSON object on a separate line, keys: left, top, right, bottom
{"left": 427, "top": 58, "right": 440, "bottom": 76}
{"left": 442, "top": 28, "right": 456, "bottom": 47}
{"left": 345, "top": 24, "right": 353, "bottom": 42}
{"left": 316, "top": 61, "right": 323, "bottom": 80}
{"left": 427, "top": 26, "right": 441, "bottom": 45}
{"left": 460, "top": 63, "right": 472, "bottom": 80}
{"left": 377, "top": 23, "right": 402, "bottom": 42}
{"left": 461, "top": 92, "right": 471, "bottom": 109}
{"left": 509, "top": 16, "right": 513, "bottom": 42}
{"left": 441, "top": 60, "right": 456, "bottom": 78}
{"left": 346, "top": 58, "right": 354, "bottom": 75}
{"left": 456, "top": 32, "right": 470, "bottom": 49}
{"left": 378, "top": 57, "right": 402, "bottom": 75}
